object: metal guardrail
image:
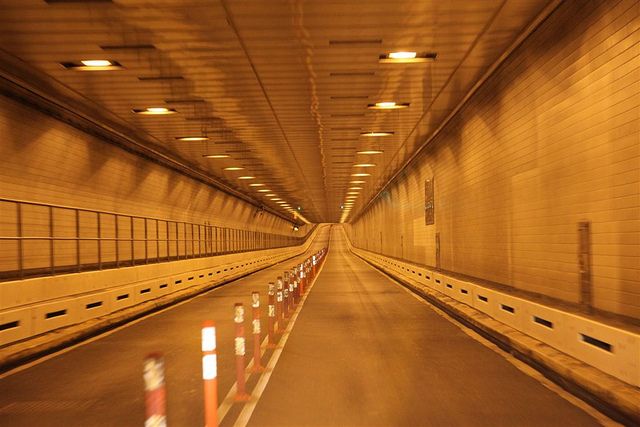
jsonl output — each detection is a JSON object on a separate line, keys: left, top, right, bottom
{"left": 0, "top": 198, "right": 311, "bottom": 281}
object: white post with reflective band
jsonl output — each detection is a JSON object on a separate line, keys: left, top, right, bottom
{"left": 144, "top": 353, "right": 167, "bottom": 427}
{"left": 201, "top": 321, "right": 218, "bottom": 427}
{"left": 234, "top": 303, "right": 250, "bottom": 401}
{"left": 251, "top": 292, "right": 265, "bottom": 372}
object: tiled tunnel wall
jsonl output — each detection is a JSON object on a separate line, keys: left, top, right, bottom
{"left": 0, "top": 94, "right": 306, "bottom": 274}
{"left": 346, "top": 0, "right": 639, "bottom": 320}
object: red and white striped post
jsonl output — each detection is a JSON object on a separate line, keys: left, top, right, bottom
{"left": 312, "top": 255, "right": 317, "bottom": 277}
{"left": 143, "top": 353, "right": 166, "bottom": 427}
{"left": 234, "top": 303, "right": 250, "bottom": 401}
{"left": 267, "top": 282, "right": 277, "bottom": 346}
{"left": 283, "top": 285, "right": 290, "bottom": 319}
{"left": 276, "top": 277, "right": 284, "bottom": 330}
{"left": 251, "top": 292, "right": 265, "bottom": 372}
{"left": 201, "top": 321, "right": 218, "bottom": 427}
{"left": 289, "top": 274, "right": 297, "bottom": 311}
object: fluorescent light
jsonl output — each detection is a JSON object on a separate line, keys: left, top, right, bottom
{"left": 132, "top": 107, "right": 177, "bottom": 115}
{"left": 271, "top": 198, "right": 282, "bottom": 201}
{"left": 257, "top": 189, "right": 270, "bottom": 193}
{"left": 202, "top": 154, "right": 230, "bottom": 159}
{"left": 353, "top": 163, "right": 376, "bottom": 167}
{"left": 61, "top": 60, "right": 124, "bottom": 71}
{"left": 347, "top": 192, "right": 359, "bottom": 195}
{"left": 368, "top": 102, "right": 409, "bottom": 110}
{"left": 249, "top": 183, "right": 265, "bottom": 187}
{"left": 357, "top": 150, "right": 384, "bottom": 155}
{"left": 175, "top": 136, "right": 209, "bottom": 141}
{"left": 265, "top": 194, "right": 276, "bottom": 197}
{"left": 81, "top": 60, "right": 113, "bottom": 67}
{"left": 360, "top": 131, "right": 393, "bottom": 137}
{"left": 389, "top": 51, "right": 416, "bottom": 59}
{"left": 238, "top": 176, "right": 255, "bottom": 180}
{"left": 350, "top": 180, "right": 366, "bottom": 184}
{"left": 351, "top": 173, "right": 371, "bottom": 177}
{"left": 224, "top": 167, "right": 244, "bottom": 171}
{"left": 349, "top": 187, "right": 363, "bottom": 190}
{"left": 379, "top": 51, "right": 437, "bottom": 64}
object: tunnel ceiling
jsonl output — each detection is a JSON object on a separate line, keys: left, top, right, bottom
{"left": 0, "top": 0, "right": 554, "bottom": 223}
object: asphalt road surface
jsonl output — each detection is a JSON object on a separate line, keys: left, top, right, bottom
{"left": 0, "top": 225, "right": 604, "bottom": 426}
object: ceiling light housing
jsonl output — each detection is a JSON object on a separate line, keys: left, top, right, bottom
{"left": 132, "top": 107, "right": 177, "bottom": 115}
{"left": 224, "top": 167, "right": 244, "bottom": 171}
{"left": 357, "top": 150, "right": 384, "bottom": 155}
{"left": 367, "top": 102, "right": 410, "bottom": 110}
{"left": 238, "top": 176, "right": 255, "bottom": 180}
{"left": 379, "top": 52, "right": 437, "bottom": 63}
{"left": 61, "top": 60, "right": 124, "bottom": 71}
{"left": 249, "top": 183, "right": 265, "bottom": 187}
{"left": 175, "top": 136, "right": 209, "bottom": 141}
{"left": 202, "top": 154, "right": 230, "bottom": 159}
{"left": 352, "top": 173, "right": 371, "bottom": 177}
{"left": 353, "top": 163, "right": 376, "bottom": 167}
{"left": 360, "top": 131, "right": 394, "bottom": 137}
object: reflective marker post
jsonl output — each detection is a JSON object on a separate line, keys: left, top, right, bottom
{"left": 234, "top": 303, "right": 250, "bottom": 401}
{"left": 267, "top": 282, "right": 277, "bottom": 346}
{"left": 251, "top": 292, "right": 265, "bottom": 372}
{"left": 201, "top": 321, "right": 218, "bottom": 427}
{"left": 276, "top": 277, "right": 284, "bottom": 331}
{"left": 143, "top": 353, "right": 167, "bottom": 427}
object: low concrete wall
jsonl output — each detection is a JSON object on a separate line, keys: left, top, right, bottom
{"left": 0, "top": 225, "right": 322, "bottom": 364}
{"left": 342, "top": 228, "right": 639, "bottom": 425}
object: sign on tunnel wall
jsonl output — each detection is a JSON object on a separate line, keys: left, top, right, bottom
{"left": 425, "top": 178, "right": 434, "bottom": 225}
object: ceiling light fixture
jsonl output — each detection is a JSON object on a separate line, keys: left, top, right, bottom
{"left": 349, "top": 187, "right": 363, "bottom": 190}
{"left": 265, "top": 194, "right": 276, "bottom": 197}
{"left": 249, "top": 183, "right": 265, "bottom": 187}
{"left": 357, "top": 150, "right": 384, "bottom": 155}
{"left": 132, "top": 107, "right": 177, "bottom": 115}
{"left": 353, "top": 163, "right": 376, "bottom": 167}
{"left": 202, "top": 154, "right": 230, "bottom": 159}
{"left": 176, "top": 136, "right": 209, "bottom": 141}
{"left": 367, "top": 102, "right": 410, "bottom": 110}
{"left": 223, "top": 167, "right": 244, "bottom": 171}
{"left": 257, "top": 189, "right": 270, "bottom": 193}
{"left": 238, "top": 176, "right": 255, "bottom": 180}
{"left": 360, "top": 131, "right": 394, "bottom": 137}
{"left": 61, "top": 60, "right": 124, "bottom": 71}
{"left": 379, "top": 51, "right": 437, "bottom": 64}
{"left": 350, "top": 180, "right": 366, "bottom": 184}
{"left": 352, "top": 173, "right": 371, "bottom": 177}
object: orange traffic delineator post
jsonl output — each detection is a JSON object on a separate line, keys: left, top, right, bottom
{"left": 289, "top": 274, "right": 297, "bottom": 311}
{"left": 201, "top": 321, "right": 219, "bottom": 427}
{"left": 143, "top": 353, "right": 167, "bottom": 427}
{"left": 283, "top": 286, "right": 290, "bottom": 319}
{"left": 276, "top": 277, "right": 284, "bottom": 331}
{"left": 267, "top": 282, "right": 277, "bottom": 347}
{"left": 234, "top": 303, "right": 250, "bottom": 401}
{"left": 250, "top": 291, "right": 265, "bottom": 372}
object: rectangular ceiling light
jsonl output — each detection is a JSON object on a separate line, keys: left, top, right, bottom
{"left": 379, "top": 52, "right": 437, "bottom": 63}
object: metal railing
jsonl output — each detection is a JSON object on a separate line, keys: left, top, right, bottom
{"left": 0, "top": 198, "right": 311, "bottom": 282}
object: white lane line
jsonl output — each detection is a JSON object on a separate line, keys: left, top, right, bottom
{"left": 230, "top": 253, "right": 329, "bottom": 427}
{"left": 0, "top": 234, "right": 330, "bottom": 381}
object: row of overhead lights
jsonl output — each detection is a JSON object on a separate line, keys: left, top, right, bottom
{"left": 61, "top": 59, "right": 305, "bottom": 220}
{"left": 339, "top": 50, "right": 435, "bottom": 223}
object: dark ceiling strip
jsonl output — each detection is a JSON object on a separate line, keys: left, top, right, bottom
{"left": 100, "top": 44, "right": 156, "bottom": 50}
